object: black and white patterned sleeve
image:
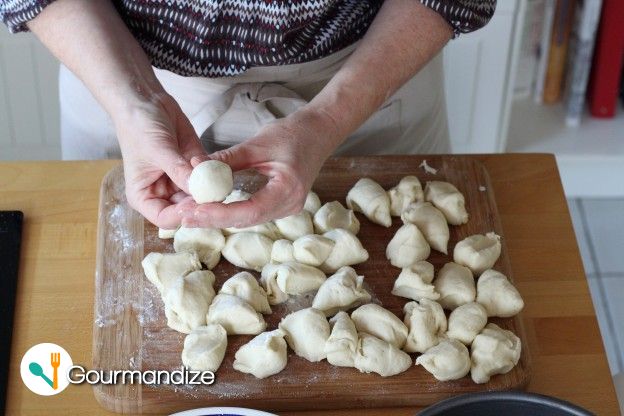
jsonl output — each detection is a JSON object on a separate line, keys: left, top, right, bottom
{"left": 1, "top": 0, "right": 58, "bottom": 33}
{"left": 419, "top": 0, "right": 497, "bottom": 37}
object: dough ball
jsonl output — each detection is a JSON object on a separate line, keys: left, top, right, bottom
{"left": 312, "top": 266, "right": 371, "bottom": 317}
{"left": 434, "top": 262, "right": 476, "bottom": 310}
{"left": 221, "top": 232, "right": 273, "bottom": 272}
{"left": 354, "top": 332, "right": 412, "bottom": 377}
{"left": 403, "top": 299, "right": 447, "bottom": 353}
{"left": 223, "top": 222, "right": 282, "bottom": 241}
{"left": 470, "top": 323, "right": 521, "bottom": 384}
{"left": 173, "top": 227, "right": 225, "bottom": 269}
{"left": 325, "top": 311, "right": 359, "bottom": 367}
{"left": 320, "top": 228, "right": 369, "bottom": 273}
{"left": 416, "top": 338, "right": 471, "bottom": 381}
{"left": 141, "top": 252, "right": 202, "bottom": 294}
{"left": 424, "top": 181, "right": 469, "bottom": 225}
{"left": 233, "top": 329, "right": 288, "bottom": 379}
{"left": 206, "top": 294, "right": 266, "bottom": 335}
{"left": 279, "top": 307, "right": 330, "bottom": 362}
{"left": 346, "top": 178, "right": 392, "bottom": 227}
{"left": 446, "top": 302, "right": 488, "bottom": 345}
{"left": 274, "top": 211, "right": 314, "bottom": 241}
{"left": 313, "top": 201, "right": 360, "bottom": 235}
{"left": 260, "top": 262, "right": 327, "bottom": 305}
{"left": 453, "top": 232, "right": 502, "bottom": 275}
{"left": 388, "top": 176, "right": 424, "bottom": 217}
{"left": 304, "top": 191, "right": 322, "bottom": 215}
{"left": 351, "top": 303, "right": 408, "bottom": 349}
{"left": 386, "top": 223, "right": 431, "bottom": 268}
{"left": 164, "top": 270, "right": 216, "bottom": 334}
{"left": 222, "top": 189, "right": 252, "bottom": 204}
{"left": 401, "top": 201, "right": 450, "bottom": 254}
{"left": 292, "top": 234, "right": 335, "bottom": 267}
{"left": 391, "top": 261, "right": 439, "bottom": 301}
{"left": 158, "top": 227, "right": 178, "bottom": 239}
{"left": 270, "top": 239, "right": 295, "bottom": 263}
{"left": 188, "top": 160, "right": 233, "bottom": 203}
{"left": 476, "top": 269, "right": 524, "bottom": 317}
{"left": 181, "top": 324, "right": 227, "bottom": 372}
{"left": 218, "top": 271, "right": 272, "bottom": 314}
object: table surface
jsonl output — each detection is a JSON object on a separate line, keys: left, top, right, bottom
{"left": 2, "top": 155, "right": 620, "bottom": 415}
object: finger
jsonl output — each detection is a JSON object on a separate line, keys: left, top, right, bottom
{"left": 137, "top": 198, "right": 186, "bottom": 229}
{"left": 190, "top": 155, "right": 210, "bottom": 167}
{"left": 155, "top": 151, "right": 194, "bottom": 195}
{"left": 169, "top": 190, "right": 190, "bottom": 204}
{"left": 209, "top": 143, "right": 257, "bottom": 172}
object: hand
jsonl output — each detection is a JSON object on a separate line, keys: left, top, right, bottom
{"left": 180, "top": 109, "right": 343, "bottom": 229}
{"left": 114, "top": 93, "right": 208, "bottom": 229}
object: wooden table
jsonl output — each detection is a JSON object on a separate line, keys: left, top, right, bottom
{"left": 2, "top": 155, "right": 620, "bottom": 415}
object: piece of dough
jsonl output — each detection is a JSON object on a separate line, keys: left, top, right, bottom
{"left": 324, "top": 311, "right": 358, "bottom": 367}
{"left": 476, "top": 269, "right": 524, "bottom": 317}
{"left": 416, "top": 338, "right": 471, "bottom": 381}
{"left": 221, "top": 232, "right": 273, "bottom": 272}
{"left": 260, "top": 262, "right": 327, "bottom": 305}
{"left": 403, "top": 299, "right": 447, "bottom": 353}
{"left": 351, "top": 303, "right": 408, "bottom": 349}
{"left": 181, "top": 324, "right": 227, "bottom": 372}
{"left": 434, "top": 262, "right": 476, "bottom": 310}
{"left": 353, "top": 332, "right": 412, "bottom": 377}
{"left": 270, "top": 239, "right": 295, "bottom": 263}
{"left": 391, "top": 261, "right": 439, "bottom": 301}
{"left": 320, "top": 228, "right": 369, "bottom": 273}
{"left": 346, "top": 178, "right": 392, "bottom": 227}
{"left": 312, "top": 266, "right": 371, "bottom": 316}
{"left": 279, "top": 308, "right": 330, "bottom": 362}
{"left": 158, "top": 227, "right": 178, "bottom": 239}
{"left": 222, "top": 189, "right": 252, "bottom": 204}
{"left": 274, "top": 211, "right": 314, "bottom": 241}
{"left": 173, "top": 227, "right": 225, "bottom": 269}
{"left": 233, "top": 329, "right": 288, "bottom": 379}
{"left": 222, "top": 190, "right": 284, "bottom": 239}
{"left": 206, "top": 294, "right": 266, "bottom": 335}
{"left": 386, "top": 223, "right": 430, "bottom": 268}
{"left": 424, "top": 181, "right": 469, "bottom": 225}
{"left": 446, "top": 302, "right": 488, "bottom": 345}
{"left": 470, "top": 323, "right": 521, "bottom": 384}
{"left": 401, "top": 201, "right": 450, "bottom": 254}
{"left": 141, "top": 252, "right": 202, "bottom": 294}
{"left": 388, "top": 176, "right": 424, "bottom": 217}
{"left": 218, "top": 271, "right": 272, "bottom": 314}
{"left": 313, "top": 201, "right": 360, "bottom": 235}
{"left": 164, "top": 270, "right": 216, "bottom": 334}
{"left": 453, "top": 232, "right": 502, "bottom": 275}
{"left": 304, "top": 191, "right": 322, "bottom": 215}
{"left": 188, "top": 160, "right": 233, "bottom": 203}
{"left": 292, "top": 234, "right": 335, "bottom": 267}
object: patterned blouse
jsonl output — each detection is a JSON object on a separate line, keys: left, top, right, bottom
{"left": 1, "top": 0, "right": 496, "bottom": 78}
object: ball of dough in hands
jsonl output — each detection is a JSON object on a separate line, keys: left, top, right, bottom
{"left": 401, "top": 202, "right": 450, "bottom": 254}
{"left": 320, "top": 228, "right": 369, "bottom": 273}
{"left": 476, "top": 269, "right": 524, "bottom": 317}
{"left": 453, "top": 232, "right": 501, "bottom": 275}
{"left": 416, "top": 338, "right": 471, "bottom": 381}
{"left": 141, "top": 252, "right": 202, "bottom": 295}
{"left": 221, "top": 232, "right": 273, "bottom": 272}
{"left": 446, "top": 302, "right": 488, "bottom": 345}
{"left": 388, "top": 176, "right": 424, "bottom": 217}
{"left": 424, "top": 181, "right": 469, "bottom": 225}
{"left": 386, "top": 223, "right": 430, "bottom": 268}
{"left": 206, "top": 294, "right": 266, "bottom": 335}
{"left": 292, "top": 234, "right": 335, "bottom": 267}
{"left": 351, "top": 303, "right": 408, "bottom": 349}
{"left": 403, "top": 298, "right": 447, "bottom": 353}
{"left": 164, "top": 270, "right": 216, "bottom": 334}
{"left": 312, "top": 266, "right": 371, "bottom": 317}
{"left": 279, "top": 307, "right": 330, "bottom": 362}
{"left": 304, "top": 191, "right": 322, "bottom": 215}
{"left": 354, "top": 332, "right": 412, "bottom": 377}
{"left": 260, "top": 262, "right": 327, "bottom": 305}
{"left": 173, "top": 227, "right": 225, "bottom": 270}
{"left": 274, "top": 211, "right": 314, "bottom": 241}
{"left": 434, "top": 262, "right": 476, "bottom": 310}
{"left": 313, "top": 201, "right": 360, "bottom": 235}
{"left": 270, "top": 239, "right": 295, "bottom": 264}
{"left": 470, "top": 323, "right": 521, "bottom": 384}
{"left": 346, "top": 178, "right": 392, "bottom": 227}
{"left": 391, "top": 261, "right": 439, "bottom": 301}
{"left": 218, "top": 271, "right": 272, "bottom": 314}
{"left": 188, "top": 160, "right": 233, "bottom": 203}
{"left": 233, "top": 329, "right": 288, "bottom": 379}
{"left": 324, "top": 311, "right": 359, "bottom": 367}
{"left": 181, "top": 324, "right": 227, "bottom": 372}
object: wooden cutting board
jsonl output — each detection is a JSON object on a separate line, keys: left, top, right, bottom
{"left": 93, "top": 156, "right": 530, "bottom": 414}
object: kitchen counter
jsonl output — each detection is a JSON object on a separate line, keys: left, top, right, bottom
{"left": 2, "top": 155, "right": 619, "bottom": 415}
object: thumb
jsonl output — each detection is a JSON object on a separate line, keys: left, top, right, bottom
{"left": 209, "top": 142, "right": 256, "bottom": 172}
{"left": 156, "top": 150, "right": 194, "bottom": 194}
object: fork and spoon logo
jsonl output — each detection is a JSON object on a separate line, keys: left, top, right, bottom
{"left": 20, "top": 343, "right": 73, "bottom": 396}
